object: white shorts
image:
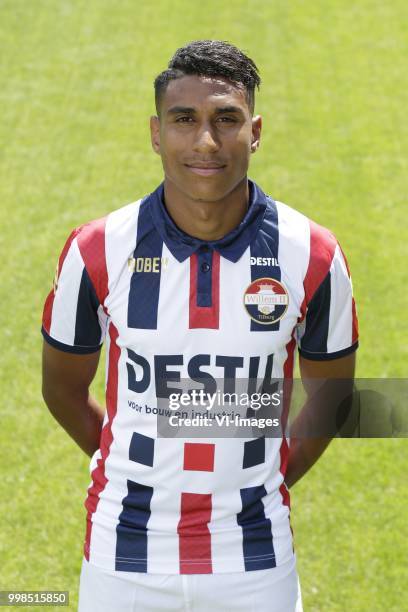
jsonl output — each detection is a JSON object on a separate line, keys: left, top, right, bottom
{"left": 78, "top": 556, "right": 303, "bottom": 612}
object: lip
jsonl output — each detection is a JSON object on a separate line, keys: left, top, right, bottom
{"left": 184, "top": 164, "right": 226, "bottom": 176}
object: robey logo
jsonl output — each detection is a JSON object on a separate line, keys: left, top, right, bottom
{"left": 128, "top": 257, "right": 168, "bottom": 273}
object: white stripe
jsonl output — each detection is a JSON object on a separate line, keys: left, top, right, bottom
{"left": 50, "top": 238, "right": 84, "bottom": 345}
{"left": 209, "top": 440, "right": 248, "bottom": 573}
{"left": 104, "top": 200, "right": 141, "bottom": 312}
{"left": 263, "top": 439, "right": 294, "bottom": 566}
{"left": 275, "top": 201, "right": 310, "bottom": 348}
{"left": 327, "top": 245, "right": 353, "bottom": 352}
{"left": 146, "top": 438, "right": 185, "bottom": 573}
{"left": 88, "top": 323, "right": 117, "bottom": 570}
{"left": 96, "top": 304, "right": 108, "bottom": 345}
{"left": 157, "top": 243, "right": 190, "bottom": 338}
{"left": 276, "top": 201, "right": 310, "bottom": 309}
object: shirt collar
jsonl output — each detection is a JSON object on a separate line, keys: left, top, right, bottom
{"left": 148, "top": 179, "right": 268, "bottom": 263}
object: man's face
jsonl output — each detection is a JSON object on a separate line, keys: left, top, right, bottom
{"left": 150, "top": 75, "right": 262, "bottom": 202}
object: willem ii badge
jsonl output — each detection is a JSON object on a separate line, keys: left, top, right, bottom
{"left": 243, "top": 277, "right": 289, "bottom": 325}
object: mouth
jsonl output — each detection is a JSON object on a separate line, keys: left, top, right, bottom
{"left": 184, "top": 163, "right": 226, "bottom": 176}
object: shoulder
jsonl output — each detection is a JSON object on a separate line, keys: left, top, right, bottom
{"left": 271, "top": 198, "right": 339, "bottom": 264}
{"left": 75, "top": 199, "right": 144, "bottom": 248}
{"left": 274, "top": 199, "right": 337, "bottom": 254}
{"left": 71, "top": 197, "right": 145, "bottom": 302}
{"left": 268, "top": 199, "right": 342, "bottom": 301}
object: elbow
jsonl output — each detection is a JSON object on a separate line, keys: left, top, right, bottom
{"left": 41, "top": 374, "right": 64, "bottom": 413}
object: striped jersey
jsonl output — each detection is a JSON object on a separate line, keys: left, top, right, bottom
{"left": 42, "top": 180, "right": 358, "bottom": 574}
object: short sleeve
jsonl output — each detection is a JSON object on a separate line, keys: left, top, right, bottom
{"left": 41, "top": 228, "right": 107, "bottom": 354}
{"left": 297, "top": 243, "right": 359, "bottom": 360}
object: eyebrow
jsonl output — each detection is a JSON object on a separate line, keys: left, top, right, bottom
{"left": 214, "top": 106, "right": 243, "bottom": 114}
{"left": 167, "top": 106, "right": 195, "bottom": 115}
{"left": 166, "top": 105, "right": 244, "bottom": 115}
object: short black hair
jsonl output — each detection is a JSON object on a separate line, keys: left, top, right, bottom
{"left": 154, "top": 40, "right": 261, "bottom": 115}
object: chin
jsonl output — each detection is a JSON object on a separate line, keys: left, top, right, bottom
{"left": 185, "top": 181, "right": 232, "bottom": 203}
{"left": 190, "top": 190, "right": 226, "bottom": 203}
{"left": 166, "top": 171, "right": 241, "bottom": 203}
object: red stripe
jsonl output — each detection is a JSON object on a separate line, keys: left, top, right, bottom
{"left": 337, "top": 242, "right": 351, "bottom": 277}
{"left": 338, "top": 243, "right": 359, "bottom": 345}
{"left": 76, "top": 217, "right": 109, "bottom": 310}
{"left": 299, "top": 220, "right": 337, "bottom": 322}
{"left": 281, "top": 333, "right": 296, "bottom": 430}
{"left": 279, "top": 333, "right": 296, "bottom": 480}
{"left": 178, "top": 492, "right": 212, "bottom": 574}
{"left": 42, "top": 291, "right": 56, "bottom": 335}
{"left": 42, "top": 228, "right": 79, "bottom": 333}
{"left": 83, "top": 323, "right": 120, "bottom": 561}
{"left": 278, "top": 332, "right": 297, "bottom": 516}
{"left": 183, "top": 443, "right": 215, "bottom": 472}
{"left": 279, "top": 482, "right": 290, "bottom": 508}
{"left": 189, "top": 251, "right": 220, "bottom": 329}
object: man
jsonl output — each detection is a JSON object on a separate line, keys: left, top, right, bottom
{"left": 42, "top": 40, "right": 358, "bottom": 611}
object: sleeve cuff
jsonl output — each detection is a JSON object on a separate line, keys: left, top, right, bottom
{"left": 41, "top": 326, "right": 102, "bottom": 354}
{"left": 298, "top": 340, "right": 359, "bottom": 361}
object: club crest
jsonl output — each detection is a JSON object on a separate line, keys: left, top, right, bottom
{"left": 243, "top": 277, "right": 289, "bottom": 324}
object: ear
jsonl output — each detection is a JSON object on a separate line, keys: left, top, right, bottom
{"left": 250, "top": 115, "right": 262, "bottom": 153}
{"left": 150, "top": 115, "right": 161, "bottom": 154}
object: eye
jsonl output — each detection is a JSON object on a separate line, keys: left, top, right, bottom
{"left": 175, "top": 116, "right": 194, "bottom": 123}
{"left": 216, "top": 116, "right": 237, "bottom": 123}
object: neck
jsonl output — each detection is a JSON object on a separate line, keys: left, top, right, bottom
{"left": 162, "top": 177, "right": 249, "bottom": 241}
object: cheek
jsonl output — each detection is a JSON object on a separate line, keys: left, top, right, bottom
{"left": 160, "top": 133, "right": 183, "bottom": 162}
{"left": 232, "top": 127, "right": 253, "bottom": 153}
{"left": 232, "top": 137, "right": 252, "bottom": 165}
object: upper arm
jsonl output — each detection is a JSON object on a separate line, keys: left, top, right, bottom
{"left": 299, "top": 351, "right": 356, "bottom": 398}
{"left": 41, "top": 225, "right": 107, "bottom": 355}
{"left": 42, "top": 341, "right": 101, "bottom": 397}
{"left": 299, "top": 351, "right": 356, "bottom": 381}
{"left": 297, "top": 233, "right": 358, "bottom": 426}
{"left": 298, "top": 352, "right": 356, "bottom": 437}
{"left": 41, "top": 226, "right": 107, "bottom": 396}
{"left": 297, "top": 237, "right": 359, "bottom": 362}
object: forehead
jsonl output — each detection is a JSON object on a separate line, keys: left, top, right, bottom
{"left": 161, "top": 75, "right": 249, "bottom": 113}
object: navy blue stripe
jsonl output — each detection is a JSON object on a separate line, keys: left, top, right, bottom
{"left": 129, "top": 432, "right": 155, "bottom": 467}
{"left": 243, "top": 437, "right": 266, "bottom": 469}
{"left": 74, "top": 267, "right": 101, "bottom": 346}
{"left": 249, "top": 200, "right": 281, "bottom": 332}
{"left": 237, "top": 485, "right": 276, "bottom": 570}
{"left": 196, "top": 248, "right": 213, "bottom": 307}
{"left": 247, "top": 356, "right": 260, "bottom": 396}
{"left": 128, "top": 199, "right": 164, "bottom": 329}
{"left": 41, "top": 326, "right": 102, "bottom": 354}
{"left": 301, "top": 270, "right": 331, "bottom": 354}
{"left": 115, "top": 479, "right": 153, "bottom": 572}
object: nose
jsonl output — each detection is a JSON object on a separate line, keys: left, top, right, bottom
{"left": 193, "top": 122, "right": 220, "bottom": 154}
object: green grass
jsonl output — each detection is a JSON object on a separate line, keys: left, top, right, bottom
{"left": 0, "top": 1, "right": 407, "bottom": 610}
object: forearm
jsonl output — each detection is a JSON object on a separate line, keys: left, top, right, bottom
{"left": 285, "top": 367, "right": 355, "bottom": 488}
{"left": 285, "top": 436, "right": 331, "bottom": 489}
{"left": 43, "top": 386, "right": 105, "bottom": 458}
